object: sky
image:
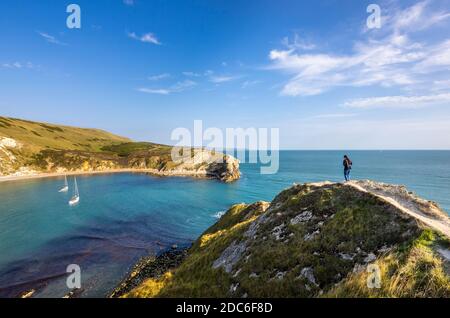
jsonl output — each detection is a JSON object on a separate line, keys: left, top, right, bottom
{"left": 0, "top": 0, "right": 450, "bottom": 149}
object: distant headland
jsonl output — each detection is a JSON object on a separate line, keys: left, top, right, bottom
{"left": 0, "top": 116, "right": 240, "bottom": 183}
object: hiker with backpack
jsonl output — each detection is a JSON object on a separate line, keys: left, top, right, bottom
{"left": 343, "top": 155, "right": 352, "bottom": 182}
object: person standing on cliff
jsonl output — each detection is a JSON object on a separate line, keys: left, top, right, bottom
{"left": 343, "top": 155, "right": 352, "bottom": 182}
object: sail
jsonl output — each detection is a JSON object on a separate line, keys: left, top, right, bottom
{"left": 74, "top": 178, "right": 79, "bottom": 197}
{"left": 59, "top": 175, "right": 69, "bottom": 192}
{"left": 69, "top": 177, "right": 80, "bottom": 205}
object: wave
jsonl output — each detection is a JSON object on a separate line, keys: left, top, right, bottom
{"left": 212, "top": 210, "right": 226, "bottom": 219}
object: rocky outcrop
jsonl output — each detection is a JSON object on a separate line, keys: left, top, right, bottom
{"left": 204, "top": 154, "right": 241, "bottom": 183}
{"left": 121, "top": 181, "right": 450, "bottom": 298}
{"left": 110, "top": 247, "right": 189, "bottom": 298}
{"left": 0, "top": 137, "right": 21, "bottom": 175}
{"left": 143, "top": 150, "right": 241, "bottom": 182}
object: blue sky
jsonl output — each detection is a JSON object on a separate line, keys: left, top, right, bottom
{"left": 0, "top": 0, "right": 450, "bottom": 149}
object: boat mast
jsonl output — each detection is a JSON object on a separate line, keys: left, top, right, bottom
{"left": 74, "top": 178, "right": 79, "bottom": 197}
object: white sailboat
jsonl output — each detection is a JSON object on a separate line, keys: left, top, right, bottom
{"left": 58, "top": 175, "right": 69, "bottom": 193}
{"left": 68, "top": 177, "right": 80, "bottom": 206}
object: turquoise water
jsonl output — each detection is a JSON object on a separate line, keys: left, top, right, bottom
{"left": 0, "top": 151, "right": 449, "bottom": 297}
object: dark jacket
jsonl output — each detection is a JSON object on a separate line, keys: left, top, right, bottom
{"left": 343, "top": 158, "right": 352, "bottom": 170}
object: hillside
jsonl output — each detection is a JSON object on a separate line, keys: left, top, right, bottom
{"left": 117, "top": 180, "right": 450, "bottom": 298}
{"left": 0, "top": 116, "right": 240, "bottom": 182}
{"left": 0, "top": 116, "right": 131, "bottom": 152}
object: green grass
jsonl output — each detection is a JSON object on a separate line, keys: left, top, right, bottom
{"left": 101, "top": 142, "right": 171, "bottom": 157}
{"left": 102, "top": 142, "right": 170, "bottom": 157}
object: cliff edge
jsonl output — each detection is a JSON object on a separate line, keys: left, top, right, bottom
{"left": 120, "top": 180, "right": 450, "bottom": 298}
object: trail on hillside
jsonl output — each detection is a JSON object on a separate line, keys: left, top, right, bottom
{"left": 347, "top": 180, "right": 450, "bottom": 239}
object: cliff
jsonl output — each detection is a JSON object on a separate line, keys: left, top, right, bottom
{"left": 119, "top": 180, "right": 450, "bottom": 298}
{"left": 0, "top": 117, "right": 240, "bottom": 182}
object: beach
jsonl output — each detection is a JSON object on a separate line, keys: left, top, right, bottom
{"left": 0, "top": 168, "right": 217, "bottom": 184}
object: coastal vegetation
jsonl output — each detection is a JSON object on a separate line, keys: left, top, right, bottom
{"left": 0, "top": 116, "right": 240, "bottom": 182}
{"left": 119, "top": 181, "right": 450, "bottom": 298}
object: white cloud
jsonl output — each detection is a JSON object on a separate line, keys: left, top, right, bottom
{"left": 137, "top": 80, "right": 197, "bottom": 95}
{"left": 392, "top": 1, "right": 428, "bottom": 30}
{"left": 148, "top": 73, "right": 170, "bottom": 81}
{"left": 268, "top": 1, "right": 450, "bottom": 97}
{"left": 137, "top": 88, "right": 170, "bottom": 95}
{"left": 2, "top": 61, "right": 36, "bottom": 69}
{"left": 281, "top": 34, "right": 316, "bottom": 51}
{"left": 390, "top": 1, "right": 450, "bottom": 32}
{"left": 128, "top": 32, "right": 161, "bottom": 45}
{"left": 415, "top": 39, "right": 450, "bottom": 71}
{"left": 123, "top": 0, "right": 134, "bottom": 6}
{"left": 210, "top": 75, "right": 240, "bottom": 83}
{"left": 37, "top": 32, "right": 66, "bottom": 45}
{"left": 344, "top": 93, "right": 450, "bottom": 109}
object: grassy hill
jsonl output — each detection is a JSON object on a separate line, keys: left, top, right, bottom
{"left": 0, "top": 116, "right": 131, "bottom": 153}
{"left": 0, "top": 116, "right": 240, "bottom": 182}
{"left": 0, "top": 116, "right": 134, "bottom": 175}
{"left": 118, "top": 181, "right": 450, "bottom": 298}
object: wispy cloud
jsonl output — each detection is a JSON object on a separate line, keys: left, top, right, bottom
{"left": 137, "top": 80, "right": 197, "bottom": 95}
{"left": 389, "top": 0, "right": 450, "bottom": 32}
{"left": 123, "top": 0, "right": 134, "bottom": 6}
{"left": 137, "top": 88, "right": 170, "bottom": 95}
{"left": 37, "top": 32, "right": 67, "bottom": 45}
{"left": 148, "top": 73, "right": 170, "bottom": 81}
{"left": 281, "top": 34, "right": 316, "bottom": 51}
{"left": 209, "top": 75, "right": 240, "bottom": 84}
{"left": 1, "top": 61, "right": 36, "bottom": 69}
{"left": 181, "top": 70, "right": 243, "bottom": 85}
{"left": 344, "top": 93, "right": 450, "bottom": 109}
{"left": 268, "top": 1, "right": 450, "bottom": 97}
{"left": 128, "top": 32, "right": 161, "bottom": 45}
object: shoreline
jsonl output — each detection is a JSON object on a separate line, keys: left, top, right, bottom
{"left": 109, "top": 246, "right": 190, "bottom": 298}
{"left": 0, "top": 168, "right": 216, "bottom": 184}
